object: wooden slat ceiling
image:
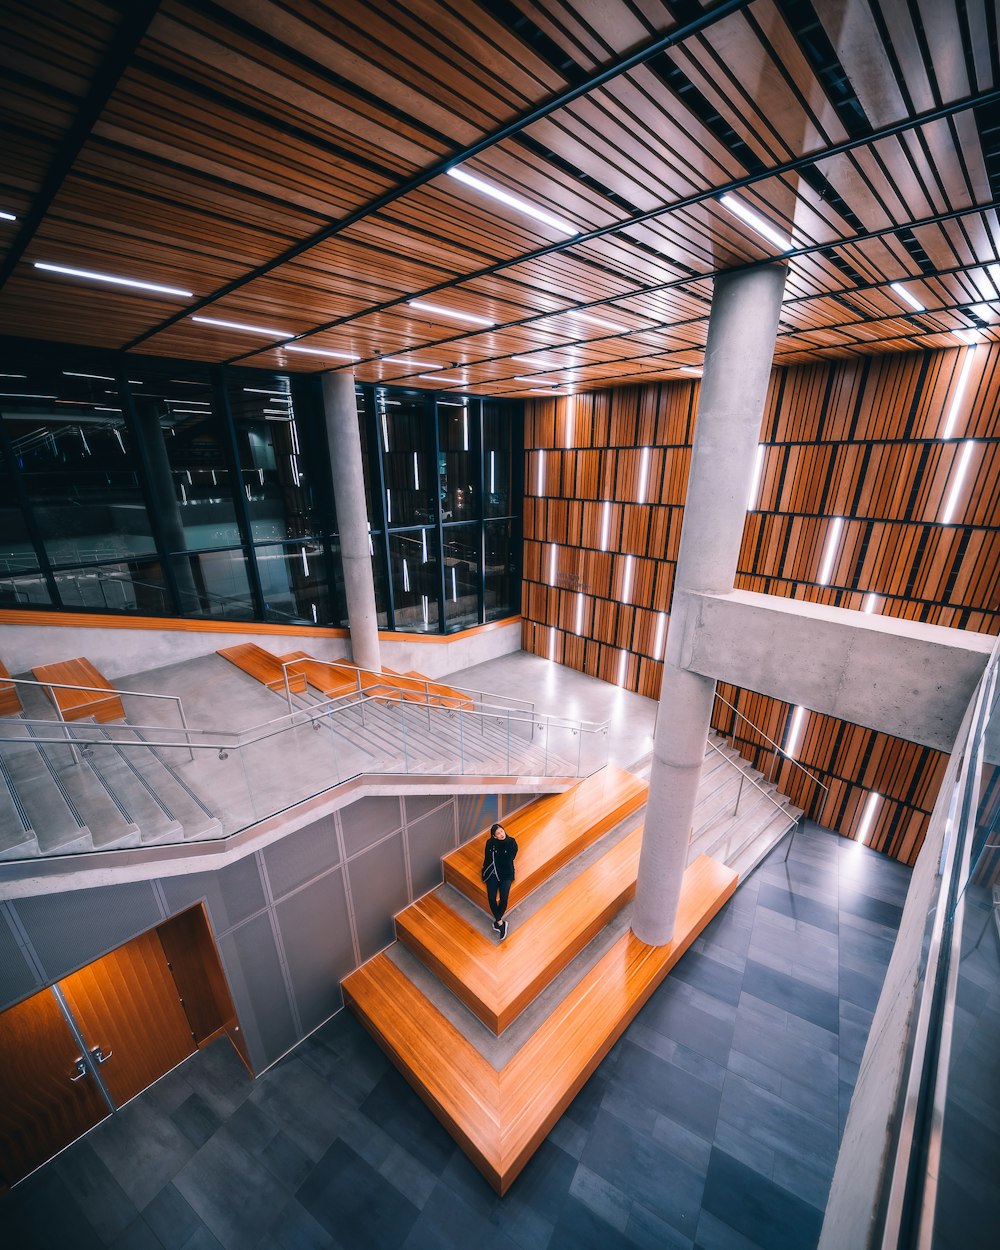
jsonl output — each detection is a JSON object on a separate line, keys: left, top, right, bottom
{"left": 1, "top": 0, "right": 998, "bottom": 394}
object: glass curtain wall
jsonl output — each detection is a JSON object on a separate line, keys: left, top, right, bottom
{"left": 0, "top": 344, "right": 520, "bottom": 632}
{"left": 362, "top": 386, "right": 521, "bottom": 633}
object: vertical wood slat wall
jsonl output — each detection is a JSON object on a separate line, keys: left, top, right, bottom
{"left": 522, "top": 344, "right": 1000, "bottom": 865}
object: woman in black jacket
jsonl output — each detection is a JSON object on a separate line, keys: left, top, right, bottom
{"left": 481, "top": 821, "right": 518, "bottom": 940}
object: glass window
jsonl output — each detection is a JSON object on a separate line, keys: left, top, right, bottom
{"left": 172, "top": 549, "right": 254, "bottom": 620}
{"left": 0, "top": 570, "right": 51, "bottom": 608}
{"left": 442, "top": 523, "right": 480, "bottom": 631}
{"left": 380, "top": 394, "right": 436, "bottom": 528}
{"left": 51, "top": 557, "right": 173, "bottom": 616}
{"left": 253, "top": 540, "right": 332, "bottom": 625}
{"left": 438, "top": 399, "right": 477, "bottom": 523}
{"left": 483, "top": 402, "right": 513, "bottom": 518}
{"left": 1, "top": 370, "right": 157, "bottom": 566}
{"left": 484, "top": 519, "right": 516, "bottom": 620}
{"left": 389, "top": 529, "right": 440, "bottom": 632}
{"left": 228, "top": 374, "right": 323, "bottom": 543}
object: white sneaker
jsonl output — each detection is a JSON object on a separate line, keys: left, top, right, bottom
{"left": 499, "top": 920, "right": 508, "bottom": 940}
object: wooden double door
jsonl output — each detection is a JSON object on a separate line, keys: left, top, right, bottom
{"left": 0, "top": 905, "right": 242, "bottom": 1191}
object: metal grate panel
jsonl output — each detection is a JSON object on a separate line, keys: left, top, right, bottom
{"left": 275, "top": 870, "right": 354, "bottom": 1035}
{"left": 14, "top": 882, "right": 160, "bottom": 980}
{"left": 263, "top": 814, "right": 340, "bottom": 902}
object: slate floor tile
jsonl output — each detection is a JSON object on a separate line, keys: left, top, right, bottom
{"left": 54, "top": 1138, "right": 138, "bottom": 1243}
{"left": 719, "top": 1072, "right": 839, "bottom": 1173}
{"left": 142, "top": 1181, "right": 201, "bottom": 1249}
{"left": 701, "top": 1148, "right": 823, "bottom": 1250}
{"left": 268, "top": 1199, "right": 333, "bottom": 1250}
{"left": 569, "top": 1162, "right": 631, "bottom": 1232}
{"left": 173, "top": 1130, "right": 290, "bottom": 1250}
{"left": 359, "top": 1068, "right": 458, "bottom": 1175}
{"left": 548, "top": 1196, "right": 642, "bottom": 1250}
{"left": 297, "top": 1139, "right": 420, "bottom": 1250}
{"left": 109, "top": 1216, "right": 165, "bottom": 1250}
{"left": 89, "top": 1097, "right": 198, "bottom": 1210}
{"left": 741, "top": 961, "right": 840, "bottom": 1034}
{"left": 171, "top": 1092, "right": 222, "bottom": 1149}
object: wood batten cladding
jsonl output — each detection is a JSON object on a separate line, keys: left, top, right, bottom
{"left": 522, "top": 343, "right": 1000, "bottom": 864}
{"left": 1, "top": 2, "right": 998, "bottom": 386}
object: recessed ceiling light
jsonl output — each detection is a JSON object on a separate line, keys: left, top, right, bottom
{"left": 419, "top": 374, "right": 466, "bottom": 383}
{"left": 719, "top": 194, "right": 793, "bottom": 252}
{"left": 1, "top": 211, "right": 17, "bottom": 222}
{"left": 0, "top": 392, "right": 56, "bottom": 399}
{"left": 511, "top": 355, "right": 555, "bottom": 367}
{"left": 679, "top": 366, "right": 702, "bottom": 374}
{"left": 380, "top": 357, "right": 437, "bottom": 367}
{"left": 446, "top": 167, "right": 579, "bottom": 237}
{"left": 283, "top": 344, "right": 359, "bottom": 360}
{"left": 407, "top": 301, "right": 495, "bottom": 327}
{"left": 941, "top": 440, "right": 976, "bottom": 524}
{"left": 954, "top": 329, "right": 981, "bottom": 344}
{"left": 968, "top": 303, "right": 995, "bottom": 322}
{"left": 192, "top": 316, "right": 290, "bottom": 336}
{"left": 889, "top": 282, "right": 926, "bottom": 313}
{"left": 34, "top": 261, "right": 193, "bottom": 298}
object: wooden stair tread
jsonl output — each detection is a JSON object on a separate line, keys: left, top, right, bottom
{"left": 382, "top": 667, "right": 475, "bottom": 711}
{"left": 30, "top": 657, "right": 124, "bottom": 723}
{"left": 344, "top": 854, "right": 737, "bottom": 1194}
{"left": 0, "top": 660, "right": 22, "bottom": 717}
{"left": 279, "top": 653, "right": 359, "bottom": 700}
{"left": 397, "top": 825, "right": 643, "bottom": 1033}
{"left": 216, "top": 643, "right": 307, "bottom": 694}
{"left": 443, "top": 765, "right": 647, "bottom": 913}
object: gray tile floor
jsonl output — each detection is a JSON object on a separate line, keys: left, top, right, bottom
{"left": 2, "top": 822, "right": 910, "bottom": 1250}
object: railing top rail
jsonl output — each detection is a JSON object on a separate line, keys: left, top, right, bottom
{"left": 707, "top": 738, "right": 796, "bottom": 822}
{"left": 6, "top": 675, "right": 184, "bottom": 706}
{"left": 279, "top": 656, "right": 537, "bottom": 716}
{"left": 713, "top": 691, "right": 829, "bottom": 796}
{"left": 0, "top": 696, "right": 610, "bottom": 753}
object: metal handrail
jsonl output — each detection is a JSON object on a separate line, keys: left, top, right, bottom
{"left": 713, "top": 690, "right": 829, "bottom": 797}
{"left": 706, "top": 738, "right": 798, "bottom": 829}
{"left": 5, "top": 675, "right": 192, "bottom": 763}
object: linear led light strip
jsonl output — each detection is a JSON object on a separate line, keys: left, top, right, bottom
{"left": 408, "top": 300, "right": 495, "bottom": 327}
{"left": 941, "top": 346, "right": 978, "bottom": 438}
{"left": 381, "top": 357, "right": 436, "bottom": 367}
{"left": 889, "top": 282, "right": 926, "bottom": 313}
{"left": 856, "top": 791, "right": 881, "bottom": 844}
{"left": 600, "top": 501, "right": 612, "bottom": 551}
{"left": 0, "top": 210, "right": 17, "bottom": 221}
{"left": 562, "top": 309, "right": 628, "bottom": 332}
{"left": 719, "top": 194, "right": 792, "bottom": 252}
{"left": 575, "top": 592, "right": 585, "bottom": 635}
{"left": 35, "top": 262, "right": 193, "bottom": 298}
{"left": 446, "top": 167, "right": 579, "bottom": 238}
{"left": 548, "top": 543, "right": 558, "bottom": 586}
{"left": 653, "top": 611, "right": 667, "bottom": 661}
{"left": 818, "top": 516, "right": 844, "bottom": 585}
{"left": 636, "top": 447, "right": 650, "bottom": 503}
{"left": 941, "top": 441, "right": 976, "bottom": 524}
{"left": 747, "top": 445, "right": 765, "bottom": 509}
{"left": 284, "top": 344, "right": 359, "bottom": 360}
{"left": 621, "top": 555, "right": 634, "bottom": 603}
{"left": 193, "top": 316, "right": 290, "bottom": 337}
{"left": 785, "top": 706, "right": 807, "bottom": 759}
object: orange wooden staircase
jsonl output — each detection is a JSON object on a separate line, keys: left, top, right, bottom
{"left": 343, "top": 766, "right": 738, "bottom": 1194}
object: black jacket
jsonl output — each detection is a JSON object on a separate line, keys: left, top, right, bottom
{"left": 482, "top": 835, "right": 518, "bottom": 883}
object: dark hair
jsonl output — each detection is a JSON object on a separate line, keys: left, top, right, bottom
{"left": 490, "top": 822, "right": 505, "bottom": 837}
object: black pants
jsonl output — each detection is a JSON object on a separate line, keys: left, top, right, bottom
{"left": 485, "top": 876, "right": 511, "bottom": 922}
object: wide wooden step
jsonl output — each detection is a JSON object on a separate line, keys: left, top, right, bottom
{"left": 0, "top": 660, "right": 22, "bottom": 717}
{"left": 31, "top": 657, "right": 124, "bottom": 723}
{"left": 344, "top": 853, "right": 737, "bottom": 1195}
{"left": 216, "top": 643, "right": 307, "bottom": 694}
{"left": 280, "top": 653, "right": 360, "bottom": 701}
{"left": 397, "top": 825, "right": 643, "bottom": 1033}
{"left": 443, "top": 764, "right": 647, "bottom": 913}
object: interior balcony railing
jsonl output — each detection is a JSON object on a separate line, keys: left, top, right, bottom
{"left": 0, "top": 669, "right": 611, "bottom": 862}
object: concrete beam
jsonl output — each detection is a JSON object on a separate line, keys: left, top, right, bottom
{"left": 679, "top": 589, "right": 994, "bottom": 753}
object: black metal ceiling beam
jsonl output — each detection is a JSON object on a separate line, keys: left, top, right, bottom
{"left": 217, "top": 80, "right": 1000, "bottom": 369}
{"left": 121, "top": 0, "right": 751, "bottom": 350}
{"left": 0, "top": 1, "right": 162, "bottom": 293}
{"left": 313, "top": 198, "right": 999, "bottom": 388}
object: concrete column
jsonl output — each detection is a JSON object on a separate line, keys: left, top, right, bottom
{"left": 321, "top": 370, "right": 381, "bottom": 672}
{"left": 633, "top": 264, "right": 787, "bottom": 945}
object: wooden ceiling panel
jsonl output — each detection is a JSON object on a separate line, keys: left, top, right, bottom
{"left": 1, "top": 1, "right": 995, "bottom": 385}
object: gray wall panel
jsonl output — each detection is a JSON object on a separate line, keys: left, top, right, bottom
{"left": 0, "top": 908, "right": 41, "bottom": 1010}
{"left": 457, "top": 793, "right": 496, "bottom": 845}
{"left": 219, "top": 913, "right": 298, "bottom": 1071}
{"left": 340, "top": 795, "right": 402, "bottom": 857}
{"left": 275, "top": 869, "right": 353, "bottom": 1035}
{"left": 347, "top": 832, "right": 408, "bottom": 961}
{"left": 407, "top": 805, "right": 458, "bottom": 900}
{"left": 403, "top": 794, "right": 449, "bottom": 823}
{"left": 263, "top": 814, "right": 340, "bottom": 900}
{"left": 13, "top": 882, "right": 161, "bottom": 979}
{"left": 160, "top": 855, "right": 265, "bottom": 933}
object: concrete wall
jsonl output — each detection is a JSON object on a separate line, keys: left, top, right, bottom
{"left": 0, "top": 788, "right": 531, "bottom": 1073}
{"left": 0, "top": 616, "right": 521, "bottom": 685}
{"left": 681, "top": 590, "right": 994, "bottom": 753}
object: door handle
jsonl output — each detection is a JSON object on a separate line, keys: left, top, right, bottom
{"left": 90, "top": 1045, "right": 113, "bottom": 1065}
{"left": 69, "top": 1057, "right": 88, "bottom": 1082}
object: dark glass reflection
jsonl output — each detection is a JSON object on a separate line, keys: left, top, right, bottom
{"left": 443, "top": 523, "right": 480, "bottom": 631}
{"left": 380, "top": 394, "right": 436, "bottom": 528}
{"left": 483, "top": 402, "right": 513, "bottom": 518}
{"left": 438, "top": 399, "right": 476, "bottom": 522}
{"left": 389, "top": 529, "right": 440, "bottom": 632}
{"left": 484, "top": 519, "right": 516, "bottom": 620}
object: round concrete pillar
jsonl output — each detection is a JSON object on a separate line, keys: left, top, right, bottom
{"left": 321, "top": 370, "right": 381, "bottom": 673}
{"left": 633, "top": 264, "right": 787, "bottom": 945}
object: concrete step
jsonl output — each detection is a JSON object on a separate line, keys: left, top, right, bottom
{"left": 0, "top": 755, "right": 39, "bottom": 860}
{"left": 1, "top": 744, "right": 94, "bottom": 854}
{"left": 80, "top": 744, "right": 184, "bottom": 846}
{"left": 99, "top": 728, "right": 224, "bottom": 842}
